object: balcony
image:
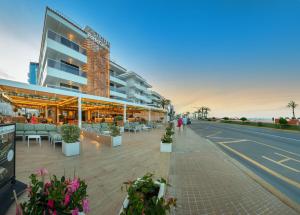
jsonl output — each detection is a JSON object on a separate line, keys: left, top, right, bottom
{"left": 48, "top": 30, "right": 86, "bottom": 55}
{"left": 47, "top": 59, "right": 86, "bottom": 78}
{"left": 134, "top": 83, "right": 147, "bottom": 92}
{"left": 134, "top": 93, "right": 152, "bottom": 103}
{"left": 110, "top": 87, "right": 127, "bottom": 99}
{"left": 46, "top": 59, "right": 87, "bottom": 85}
{"left": 47, "top": 30, "right": 87, "bottom": 63}
{"left": 47, "top": 84, "right": 83, "bottom": 93}
{"left": 110, "top": 75, "right": 127, "bottom": 86}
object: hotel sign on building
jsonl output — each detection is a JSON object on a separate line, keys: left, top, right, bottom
{"left": 85, "top": 26, "right": 110, "bottom": 50}
{"left": 83, "top": 26, "right": 111, "bottom": 97}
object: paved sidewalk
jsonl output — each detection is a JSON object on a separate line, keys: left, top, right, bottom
{"left": 168, "top": 127, "right": 298, "bottom": 215}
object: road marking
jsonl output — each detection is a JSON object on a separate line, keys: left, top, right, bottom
{"left": 262, "top": 155, "right": 300, "bottom": 173}
{"left": 221, "top": 125, "right": 300, "bottom": 142}
{"left": 275, "top": 152, "right": 300, "bottom": 163}
{"left": 250, "top": 140, "right": 300, "bottom": 158}
{"left": 218, "top": 139, "right": 249, "bottom": 144}
{"left": 209, "top": 136, "right": 236, "bottom": 140}
{"left": 206, "top": 130, "right": 222, "bottom": 137}
{"left": 217, "top": 142, "right": 300, "bottom": 189}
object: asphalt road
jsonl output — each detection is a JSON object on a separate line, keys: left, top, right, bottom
{"left": 190, "top": 120, "right": 300, "bottom": 207}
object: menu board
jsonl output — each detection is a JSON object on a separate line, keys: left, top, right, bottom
{"left": 0, "top": 124, "right": 15, "bottom": 189}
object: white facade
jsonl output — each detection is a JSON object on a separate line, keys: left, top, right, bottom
{"left": 109, "top": 61, "right": 128, "bottom": 100}
{"left": 149, "top": 91, "right": 163, "bottom": 108}
{"left": 118, "top": 72, "right": 152, "bottom": 105}
{"left": 37, "top": 7, "right": 88, "bottom": 93}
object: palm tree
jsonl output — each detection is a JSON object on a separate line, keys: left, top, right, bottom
{"left": 160, "top": 98, "right": 170, "bottom": 109}
{"left": 204, "top": 107, "right": 211, "bottom": 118}
{"left": 287, "top": 101, "right": 298, "bottom": 119}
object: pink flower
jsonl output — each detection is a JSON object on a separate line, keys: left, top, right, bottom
{"left": 36, "top": 168, "right": 48, "bottom": 177}
{"left": 45, "top": 181, "right": 51, "bottom": 188}
{"left": 47, "top": 199, "right": 54, "bottom": 209}
{"left": 68, "top": 178, "right": 80, "bottom": 193}
{"left": 82, "top": 199, "right": 90, "bottom": 213}
{"left": 71, "top": 208, "right": 79, "bottom": 215}
{"left": 52, "top": 210, "right": 57, "bottom": 215}
{"left": 64, "top": 194, "right": 71, "bottom": 206}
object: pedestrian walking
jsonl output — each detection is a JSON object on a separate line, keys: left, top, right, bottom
{"left": 183, "top": 115, "right": 188, "bottom": 130}
{"left": 177, "top": 116, "right": 183, "bottom": 132}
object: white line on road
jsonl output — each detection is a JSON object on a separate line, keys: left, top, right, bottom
{"left": 250, "top": 140, "right": 300, "bottom": 158}
{"left": 218, "top": 139, "right": 249, "bottom": 144}
{"left": 219, "top": 125, "right": 300, "bottom": 142}
{"left": 262, "top": 155, "right": 300, "bottom": 173}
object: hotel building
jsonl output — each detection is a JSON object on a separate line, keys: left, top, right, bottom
{"left": 0, "top": 7, "right": 166, "bottom": 126}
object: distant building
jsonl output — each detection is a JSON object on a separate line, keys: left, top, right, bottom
{"left": 119, "top": 71, "right": 152, "bottom": 105}
{"left": 28, "top": 62, "right": 38, "bottom": 85}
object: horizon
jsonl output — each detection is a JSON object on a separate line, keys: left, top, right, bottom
{"left": 0, "top": 0, "right": 300, "bottom": 118}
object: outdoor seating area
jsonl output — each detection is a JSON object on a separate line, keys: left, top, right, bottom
{"left": 16, "top": 123, "right": 62, "bottom": 148}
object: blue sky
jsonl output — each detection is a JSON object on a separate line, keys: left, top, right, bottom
{"left": 0, "top": 0, "right": 300, "bottom": 117}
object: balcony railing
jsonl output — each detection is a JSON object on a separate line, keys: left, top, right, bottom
{"left": 47, "top": 30, "right": 86, "bottom": 55}
{"left": 47, "top": 85, "right": 84, "bottom": 93}
{"left": 47, "top": 59, "right": 87, "bottom": 78}
{"left": 110, "top": 87, "right": 126, "bottom": 94}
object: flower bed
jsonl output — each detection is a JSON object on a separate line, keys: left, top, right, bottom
{"left": 120, "top": 173, "right": 176, "bottom": 215}
{"left": 16, "top": 168, "right": 89, "bottom": 215}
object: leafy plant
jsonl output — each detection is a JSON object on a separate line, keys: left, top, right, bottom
{"left": 19, "top": 168, "right": 89, "bottom": 215}
{"left": 165, "top": 127, "right": 174, "bottom": 136}
{"left": 61, "top": 124, "right": 80, "bottom": 143}
{"left": 115, "top": 115, "right": 123, "bottom": 121}
{"left": 121, "top": 173, "right": 176, "bottom": 215}
{"left": 161, "top": 133, "right": 172, "bottom": 143}
{"left": 110, "top": 124, "right": 120, "bottom": 137}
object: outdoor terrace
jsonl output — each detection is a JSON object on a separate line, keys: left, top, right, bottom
{"left": 6, "top": 128, "right": 169, "bottom": 214}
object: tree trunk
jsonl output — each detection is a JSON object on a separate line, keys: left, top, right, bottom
{"left": 293, "top": 108, "right": 295, "bottom": 119}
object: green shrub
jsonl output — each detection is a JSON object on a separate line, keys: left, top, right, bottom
{"left": 223, "top": 117, "right": 229, "bottom": 120}
{"left": 240, "top": 117, "right": 247, "bottom": 122}
{"left": 115, "top": 115, "right": 123, "bottom": 121}
{"left": 166, "top": 127, "right": 174, "bottom": 136}
{"left": 161, "top": 133, "right": 172, "bottom": 143}
{"left": 110, "top": 124, "right": 120, "bottom": 137}
{"left": 257, "top": 122, "right": 263, "bottom": 126}
{"left": 279, "top": 117, "right": 288, "bottom": 125}
{"left": 61, "top": 124, "right": 80, "bottom": 143}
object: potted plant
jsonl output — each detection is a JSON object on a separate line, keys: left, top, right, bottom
{"left": 61, "top": 124, "right": 81, "bottom": 156}
{"left": 115, "top": 115, "right": 124, "bottom": 132}
{"left": 160, "top": 133, "right": 172, "bottom": 152}
{"left": 16, "top": 168, "right": 90, "bottom": 215}
{"left": 110, "top": 124, "right": 122, "bottom": 147}
{"left": 120, "top": 173, "right": 176, "bottom": 215}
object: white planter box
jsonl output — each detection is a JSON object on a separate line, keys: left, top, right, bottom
{"left": 62, "top": 141, "right": 80, "bottom": 156}
{"left": 112, "top": 136, "right": 122, "bottom": 147}
{"left": 119, "top": 181, "right": 166, "bottom": 214}
{"left": 120, "top": 127, "right": 124, "bottom": 133}
{"left": 160, "top": 141, "right": 172, "bottom": 152}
